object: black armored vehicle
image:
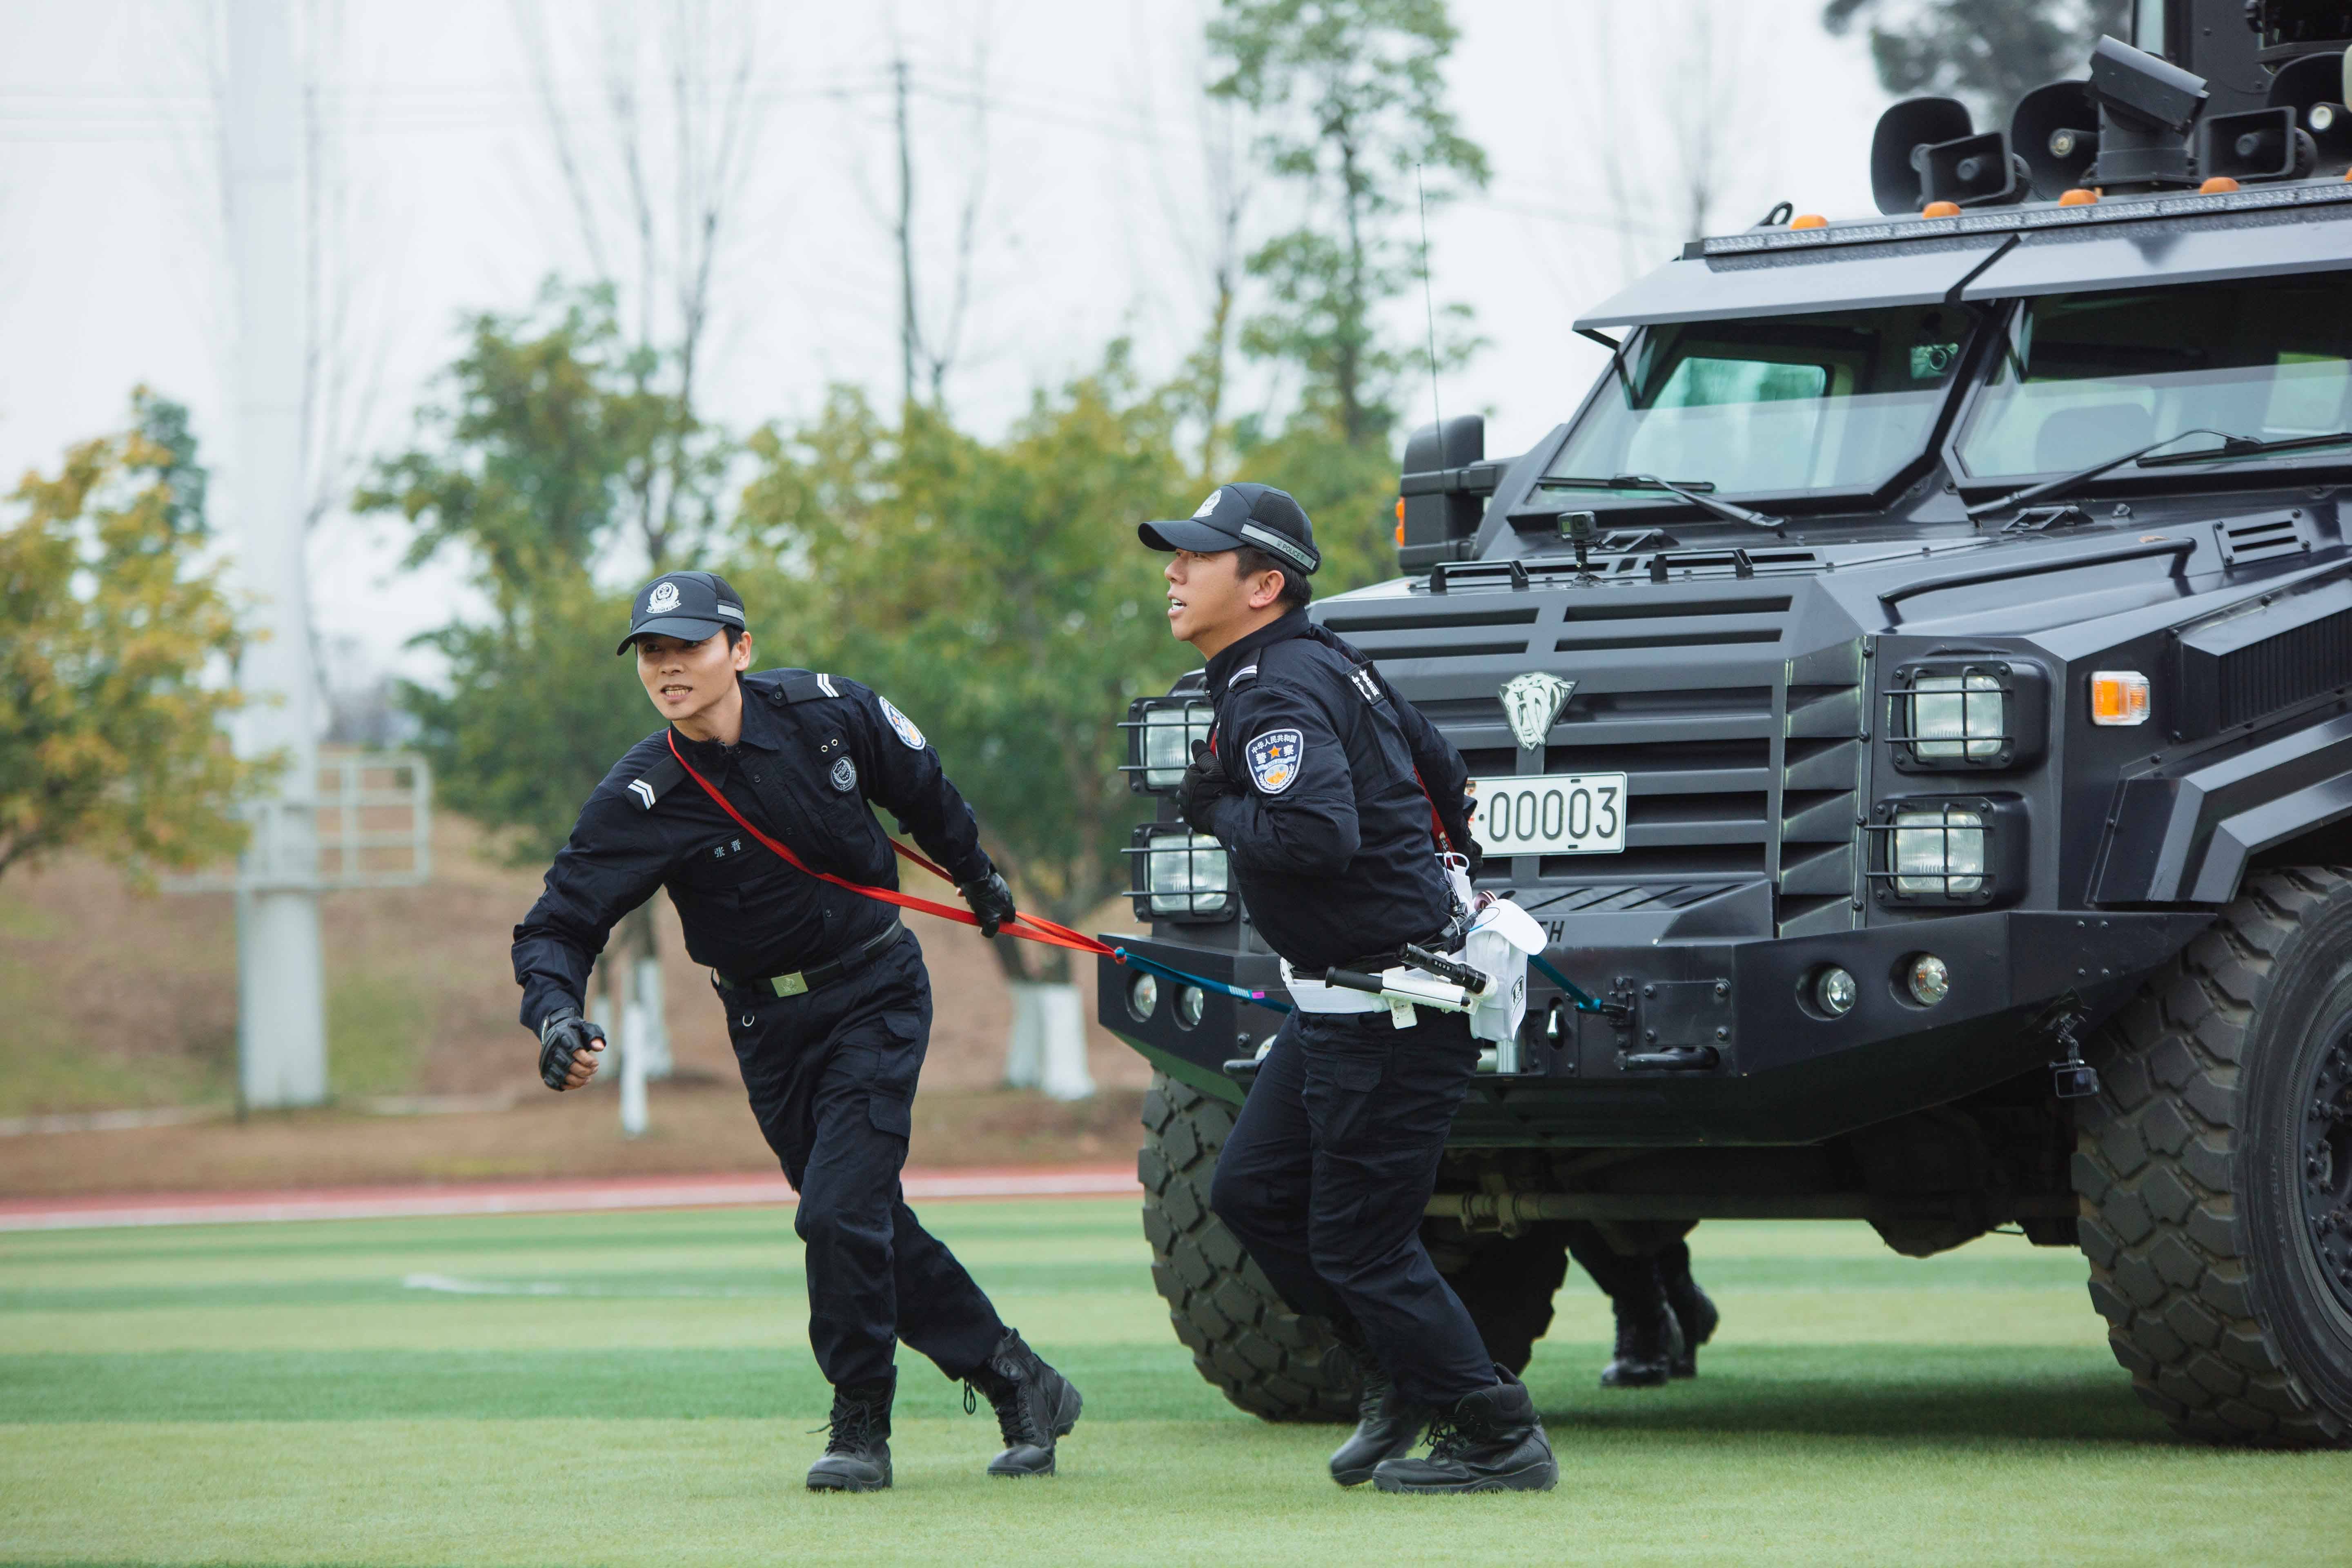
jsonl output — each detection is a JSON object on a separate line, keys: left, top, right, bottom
{"left": 1101, "top": 1, "right": 2352, "bottom": 1448}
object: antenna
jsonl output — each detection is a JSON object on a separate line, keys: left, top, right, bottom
{"left": 1417, "top": 163, "right": 1442, "bottom": 435}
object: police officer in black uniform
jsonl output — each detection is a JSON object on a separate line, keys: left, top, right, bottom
{"left": 513, "top": 570, "right": 1080, "bottom": 1492}
{"left": 1142, "top": 485, "right": 1557, "bottom": 1494}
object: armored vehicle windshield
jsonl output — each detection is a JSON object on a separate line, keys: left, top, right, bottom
{"left": 1956, "top": 271, "right": 2352, "bottom": 481}
{"left": 1544, "top": 303, "right": 1974, "bottom": 510}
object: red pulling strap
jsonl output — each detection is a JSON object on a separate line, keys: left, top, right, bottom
{"left": 664, "top": 732, "right": 1110, "bottom": 957}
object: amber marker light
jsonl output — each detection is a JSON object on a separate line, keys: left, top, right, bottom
{"left": 1790, "top": 213, "right": 1828, "bottom": 228}
{"left": 2058, "top": 187, "right": 2100, "bottom": 205}
{"left": 2200, "top": 176, "right": 2241, "bottom": 193}
{"left": 1922, "top": 200, "right": 1961, "bottom": 218}
{"left": 2090, "top": 671, "right": 2151, "bottom": 726}
{"left": 1394, "top": 497, "right": 1405, "bottom": 546}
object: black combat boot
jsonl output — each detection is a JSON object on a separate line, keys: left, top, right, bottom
{"left": 1599, "top": 1296, "right": 1684, "bottom": 1389}
{"left": 1370, "top": 1368, "right": 1557, "bottom": 1494}
{"left": 806, "top": 1373, "right": 893, "bottom": 1492}
{"left": 964, "top": 1329, "right": 1082, "bottom": 1477}
{"left": 1662, "top": 1244, "right": 1719, "bottom": 1379}
{"left": 1328, "top": 1359, "right": 1434, "bottom": 1487}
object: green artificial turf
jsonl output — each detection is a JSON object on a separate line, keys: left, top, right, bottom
{"left": 0, "top": 1200, "right": 2346, "bottom": 1566}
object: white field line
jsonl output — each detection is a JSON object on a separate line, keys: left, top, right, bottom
{"left": 400, "top": 1272, "right": 776, "bottom": 1298}
{"left": 0, "top": 1168, "right": 1138, "bottom": 1233}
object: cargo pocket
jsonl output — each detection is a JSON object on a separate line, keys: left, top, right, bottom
{"left": 1307, "top": 1051, "right": 1389, "bottom": 1151}
{"left": 866, "top": 1094, "right": 913, "bottom": 1139}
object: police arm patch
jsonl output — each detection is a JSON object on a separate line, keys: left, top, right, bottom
{"left": 1245, "top": 728, "right": 1304, "bottom": 794}
{"left": 878, "top": 695, "right": 926, "bottom": 750}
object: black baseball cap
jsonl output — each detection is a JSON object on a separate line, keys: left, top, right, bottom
{"left": 1139, "top": 483, "right": 1321, "bottom": 577}
{"left": 617, "top": 570, "right": 747, "bottom": 655}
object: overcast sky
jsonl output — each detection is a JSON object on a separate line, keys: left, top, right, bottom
{"left": 0, "top": 0, "right": 1891, "bottom": 689}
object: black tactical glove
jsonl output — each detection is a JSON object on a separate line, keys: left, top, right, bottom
{"left": 538, "top": 1006, "right": 606, "bottom": 1091}
{"left": 959, "top": 869, "right": 1018, "bottom": 938}
{"left": 1176, "top": 740, "right": 1232, "bottom": 833}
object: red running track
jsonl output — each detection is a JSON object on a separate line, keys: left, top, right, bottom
{"left": 0, "top": 1165, "right": 1141, "bottom": 1232}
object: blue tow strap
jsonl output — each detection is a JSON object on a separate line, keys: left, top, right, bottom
{"left": 1112, "top": 948, "right": 1294, "bottom": 1015}
{"left": 1528, "top": 952, "right": 1615, "bottom": 1016}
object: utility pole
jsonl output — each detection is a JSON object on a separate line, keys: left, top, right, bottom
{"left": 225, "top": 0, "right": 328, "bottom": 1109}
{"left": 893, "top": 54, "right": 917, "bottom": 413}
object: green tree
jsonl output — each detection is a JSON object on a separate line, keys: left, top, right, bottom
{"left": 357, "top": 285, "right": 724, "bottom": 864}
{"left": 0, "top": 391, "right": 266, "bottom": 886}
{"left": 1824, "top": 0, "right": 2131, "bottom": 121}
{"left": 1208, "top": 0, "right": 1490, "bottom": 448}
{"left": 731, "top": 356, "right": 1198, "bottom": 981}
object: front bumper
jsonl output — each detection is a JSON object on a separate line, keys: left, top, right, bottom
{"left": 1098, "top": 887, "right": 2212, "bottom": 1147}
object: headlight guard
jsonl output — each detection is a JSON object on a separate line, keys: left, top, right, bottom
{"left": 1866, "top": 793, "right": 2029, "bottom": 908}
{"left": 1126, "top": 823, "right": 1234, "bottom": 923}
{"left": 1883, "top": 659, "right": 2046, "bottom": 773}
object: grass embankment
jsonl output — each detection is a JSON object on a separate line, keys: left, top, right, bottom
{"left": 2, "top": 1203, "right": 2346, "bottom": 1566}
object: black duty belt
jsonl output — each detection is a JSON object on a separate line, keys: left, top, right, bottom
{"left": 714, "top": 924, "right": 905, "bottom": 999}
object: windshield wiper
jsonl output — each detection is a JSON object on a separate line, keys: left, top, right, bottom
{"left": 1967, "top": 427, "right": 2243, "bottom": 520}
{"left": 1551, "top": 474, "right": 1784, "bottom": 530}
{"left": 2134, "top": 430, "right": 2352, "bottom": 468}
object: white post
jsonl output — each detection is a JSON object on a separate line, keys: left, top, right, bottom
{"left": 1003, "top": 982, "right": 1045, "bottom": 1089}
{"left": 1034, "top": 983, "right": 1095, "bottom": 1102}
{"left": 632, "top": 954, "right": 672, "bottom": 1080}
{"left": 226, "top": 0, "right": 327, "bottom": 1109}
{"left": 619, "top": 996, "right": 649, "bottom": 1138}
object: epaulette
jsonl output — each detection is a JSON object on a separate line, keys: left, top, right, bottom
{"left": 762, "top": 668, "right": 846, "bottom": 706}
{"left": 1227, "top": 662, "right": 1259, "bottom": 691}
{"left": 626, "top": 751, "right": 686, "bottom": 811}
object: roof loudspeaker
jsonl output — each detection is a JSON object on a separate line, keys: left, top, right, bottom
{"left": 2198, "top": 105, "right": 2319, "bottom": 180}
{"left": 2267, "top": 49, "right": 2352, "bottom": 173}
{"left": 1920, "top": 130, "right": 2030, "bottom": 207}
{"left": 1870, "top": 96, "right": 1973, "bottom": 214}
{"left": 2013, "top": 81, "right": 2101, "bottom": 198}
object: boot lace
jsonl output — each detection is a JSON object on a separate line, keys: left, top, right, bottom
{"left": 814, "top": 1399, "right": 877, "bottom": 1455}
{"left": 964, "top": 1370, "right": 1042, "bottom": 1448}
{"left": 1422, "top": 1413, "right": 1470, "bottom": 1462}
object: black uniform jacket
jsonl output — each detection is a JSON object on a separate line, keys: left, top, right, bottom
{"left": 512, "top": 669, "right": 991, "bottom": 1030}
{"left": 1198, "top": 610, "right": 1477, "bottom": 974}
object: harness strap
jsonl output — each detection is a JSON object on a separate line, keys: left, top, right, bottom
{"left": 664, "top": 732, "right": 1110, "bottom": 957}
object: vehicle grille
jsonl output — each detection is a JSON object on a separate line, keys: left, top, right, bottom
{"left": 1777, "top": 639, "right": 1866, "bottom": 937}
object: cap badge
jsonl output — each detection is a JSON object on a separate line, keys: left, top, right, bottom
{"left": 1499, "top": 673, "right": 1577, "bottom": 752}
{"left": 1192, "top": 491, "right": 1221, "bottom": 518}
{"left": 646, "top": 580, "right": 682, "bottom": 614}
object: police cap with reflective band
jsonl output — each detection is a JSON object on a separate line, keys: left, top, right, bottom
{"left": 1138, "top": 482, "right": 1321, "bottom": 577}
{"left": 617, "top": 570, "right": 747, "bottom": 655}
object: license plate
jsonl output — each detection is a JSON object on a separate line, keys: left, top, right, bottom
{"left": 1468, "top": 773, "right": 1628, "bottom": 857}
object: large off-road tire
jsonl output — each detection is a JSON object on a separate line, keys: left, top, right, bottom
{"left": 1138, "top": 1072, "right": 1359, "bottom": 1423}
{"left": 2075, "top": 867, "right": 2352, "bottom": 1447}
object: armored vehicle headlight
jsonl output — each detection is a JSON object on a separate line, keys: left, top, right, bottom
{"left": 1905, "top": 953, "right": 1951, "bottom": 1007}
{"left": 1811, "top": 966, "right": 1858, "bottom": 1018}
{"left": 1127, "top": 972, "right": 1159, "bottom": 1021}
{"left": 2090, "top": 670, "right": 2151, "bottom": 726}
{"left": 1887, "top": 660, "right": 2046, "bottom": 771}
{"left": 1121, "top": 695, "right": 1213, "bottom": 792}
{"left": 1176, "top": 985, "right": 1206, "bottom": 1029}
{"left": 1127, "top": 825, "right": 1233, "bottom": 922}
{"left": 1868, "top": 795, "right": 2028, "bottom": 908}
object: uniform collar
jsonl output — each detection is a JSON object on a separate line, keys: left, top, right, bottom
{"left": 1204, "top": 609, "right": 1310, "bottom": 695}
{"left": 669, "top": 675, "right": 780, "bottom": 770}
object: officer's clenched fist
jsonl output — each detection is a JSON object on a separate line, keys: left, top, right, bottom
{"left": 1177, "top": 740, "right": 1232, "bottom": 833}
{"left": 958, "top": 869, "right": 1018, "bottom": 938}
{"left": 538, "top": 1007, "right": 607, "bottom": 1091}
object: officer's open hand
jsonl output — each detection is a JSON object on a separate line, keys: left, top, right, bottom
{"left": 1176, "top": 740, "right": 1232, "bottom": 833}
{"left": 959, "top": 870, "right": 1017, "bottom": 939}
{"left": 538, "top": 1007, "right": 607, "bottom": 1091}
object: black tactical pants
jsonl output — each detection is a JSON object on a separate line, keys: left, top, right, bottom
{"left": 1209, "top": 1005, "right": 1497, "bottom": 1408}
{"left": 726, "top": 929, "right": 1006, "bottom": 1388}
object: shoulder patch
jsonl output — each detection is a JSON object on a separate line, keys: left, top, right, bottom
{"left": 1245, "top": 728, "right": 1304, "bottom": 794}
{"left": 627, "top": 751, "right": 686, "bottom": 811}
{"left": 1227, "top": 663, "right": 1259, "bottom": 691}
{"left": 1347, "top": 665, "right": 1382, "bottom": 704}
{"left": 878, "top": 695, "right": 926, "bottom": 750}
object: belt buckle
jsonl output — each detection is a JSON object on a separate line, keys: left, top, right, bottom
{"left": 771, "top": 972, "right": 808, "bottom": 998}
